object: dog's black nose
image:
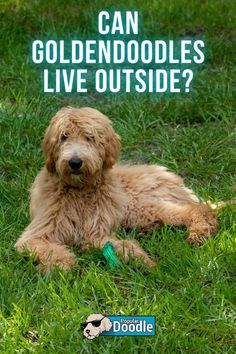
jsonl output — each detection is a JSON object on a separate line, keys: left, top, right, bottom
{"left": 69, "top": 158, "right": 83, "bottom": 170}
{"left": 86, "top": 329, "right": 90, "bottom": 334}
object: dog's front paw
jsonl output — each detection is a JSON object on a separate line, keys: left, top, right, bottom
{"left": 41, "top": 250, "right": 76, "bottom": 272}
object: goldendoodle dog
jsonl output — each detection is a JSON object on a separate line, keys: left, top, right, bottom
{"left": 15, "top": 107, "right": 217, "bottom": 271}
{"left": 81, "top": 314, "right": 112, "bottom": 339}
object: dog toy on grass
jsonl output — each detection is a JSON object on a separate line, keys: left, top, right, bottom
{"left": 102, "top": 242, "right": 124, "bottom": 269}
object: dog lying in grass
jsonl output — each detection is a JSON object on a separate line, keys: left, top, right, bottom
{"left": 15, "top": 107, "right": 218, "bottom": 271}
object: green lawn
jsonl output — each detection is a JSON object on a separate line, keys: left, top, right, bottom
{"left": 0, "top": 1, "right": 236, "bottom": 353}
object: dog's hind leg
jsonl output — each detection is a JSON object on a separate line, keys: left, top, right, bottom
{"left": 15, "top": 221, "right": 76, "bottom": 272}
{"left": 129, "top": 200, "right": 217, "bottom": 245}
{"left": 186, "top": 203, "right": 218, "bottom": 244}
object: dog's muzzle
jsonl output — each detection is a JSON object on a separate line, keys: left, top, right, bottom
{"left": 69, "top": 157, "right": 83, "bottom": 171}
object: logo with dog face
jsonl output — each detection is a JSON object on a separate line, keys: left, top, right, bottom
{"left": 81, "top": 314, "right": 112, "bottom": 340}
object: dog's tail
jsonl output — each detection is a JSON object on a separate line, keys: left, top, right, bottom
{"left": 207, "top": 198, "right": 236, "bottom": 211}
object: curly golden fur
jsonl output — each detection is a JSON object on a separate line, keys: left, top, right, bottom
{"left": 15, "top": 107, "right": 218, "bottom": 271}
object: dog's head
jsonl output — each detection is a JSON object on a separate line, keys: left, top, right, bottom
{"left": 42, "top": 107, "right": 120, "bottom": 186}
{"left": 81, "top": 314, "right": 112, "bottom": 340}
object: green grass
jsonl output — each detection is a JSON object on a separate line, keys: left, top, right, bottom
{"left": 0, "top": 0, "right": 236, "bottom": 353}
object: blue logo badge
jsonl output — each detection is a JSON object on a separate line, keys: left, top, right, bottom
{"left": 82, "top": 314, "right": 156, "bottom": 339}
{"left": 101, "top": 316, "right": 156, "bottom": 336}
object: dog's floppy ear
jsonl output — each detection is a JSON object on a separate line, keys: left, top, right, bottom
{"left": 101, "top": 317, "right": 112, "bottom": 332}
{"left": 42, "top": 120, "right": 58, "bottom": 173}
{"left": 104, "top": 124, "right": 121, "bottom": 168}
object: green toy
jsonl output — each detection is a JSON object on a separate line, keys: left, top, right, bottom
{"left": 102, "top": 242, "right": 124, "bottom": 269}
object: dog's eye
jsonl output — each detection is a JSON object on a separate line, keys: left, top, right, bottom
{"left": 91, "top": 320, "right": 102, "bottom": 327}
{"left": 61, "top": 134, "right": 68, "bottom": 141}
